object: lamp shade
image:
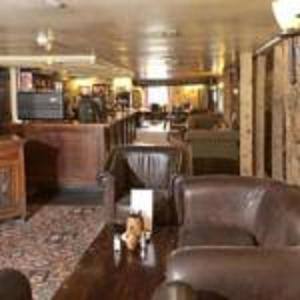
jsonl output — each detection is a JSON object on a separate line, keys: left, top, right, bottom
{"left": 272, "top": 0, "right": 300, "bottom": 32}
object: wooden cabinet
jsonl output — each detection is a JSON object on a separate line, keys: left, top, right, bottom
{"left": 0, "top": 136, "right": 26, "bottom": 221}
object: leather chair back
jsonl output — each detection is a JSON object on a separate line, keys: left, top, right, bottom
{"left": 166, "top": 247, "right": 300, "bottom": 300}
{"left": 187, "top": 113, "right": 222, "bottom": 130}
{"left": 185, "top": 130, "right": 239, "bottom": 175}
{"left": 105, "top": 146, "right": 183, "bottom": 194}
{"left": 174, "top": 175, "right": 300, "bottom": 246}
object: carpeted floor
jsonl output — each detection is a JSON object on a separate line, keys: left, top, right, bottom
{"left": 0, "top": 195, "right": 105, "bottom": 300}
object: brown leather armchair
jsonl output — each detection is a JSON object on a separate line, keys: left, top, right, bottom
{"left": 187, "top": 113, "right": 222, "bottom": 130}
{"left": 168, "top": 130, "right": 239, "bottom": 176}
{"left": 174, "top": 175, "right": 300, "bottom": 247}
{"left": 98, "top": 145, "right": 184, "bottom": 225}
{"left": 153, "top": 281, "right": 227, "bottom": 300}
{"left": 154, "top": 175, "right": 300, "bottom": 300}
{"left": 158, "top": 247, "right": 300, "bottom": 300}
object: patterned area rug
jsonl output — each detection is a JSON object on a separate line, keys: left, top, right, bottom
{"left": 0, "top": 204, "right": 105, "bottom": 300}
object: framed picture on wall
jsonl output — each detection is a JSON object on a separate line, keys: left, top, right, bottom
{"left": 19, "top": 72, "right": 33, "bottom": 91}
{"left": 79, "top": 85, "right": 91, "bottom": 96}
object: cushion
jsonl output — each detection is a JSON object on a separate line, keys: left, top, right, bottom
{"left": 178, "top": 224, "right": 257, "bottom": 247}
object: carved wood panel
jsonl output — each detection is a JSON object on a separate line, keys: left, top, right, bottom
{"left": 0, "top": 167, "right": 12, "bottom": 208}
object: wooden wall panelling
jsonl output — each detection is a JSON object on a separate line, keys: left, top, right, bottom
{"left": 240, "top": 52, "right": 254, "bottom": 176}
{"left": 271, "top": 44, "right": 285, "bottom": 181}
{"left": 282, "top": 38, "right": 297, "bottom": 185}
{"left": 2, "top": 112, "right": 138, "bottom": 190}
{"left": 0, "top": 69, "right": 10, "bottom": 122}
{"left": 0, "top": 136, "right": 26, "bottom": 221}
{"left": 223, "top": 68, "right": 232, "bottom": 125}
{"left": 255, "top": 55, "right": 267, "bottom": 178}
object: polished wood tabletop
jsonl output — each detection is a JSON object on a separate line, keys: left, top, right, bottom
{"left": 53, "top": 224, "right": 178, "bottom": 300}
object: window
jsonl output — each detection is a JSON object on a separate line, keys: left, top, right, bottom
{"left": 147, "top": 86, "right": 169, "bottom": 106}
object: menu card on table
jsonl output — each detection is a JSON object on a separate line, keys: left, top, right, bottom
{"left": 130, "top": 189, "right": 153, "bottom": 234}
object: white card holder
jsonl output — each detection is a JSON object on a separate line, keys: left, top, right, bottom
{"left": 130, "top": 189, "right": 153, "bottom": 234}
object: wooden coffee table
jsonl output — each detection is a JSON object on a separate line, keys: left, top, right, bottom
{"left": 53, "top": 224, "right": 178, "bottom": 300}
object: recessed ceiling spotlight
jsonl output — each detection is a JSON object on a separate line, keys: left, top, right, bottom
{"left": 44, "top": 0, "right": 67, "bottom": 9}
{"left": 146, "top": 28, "right": 180, "bottom": 39}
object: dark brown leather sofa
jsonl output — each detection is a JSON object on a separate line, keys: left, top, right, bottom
{"left": 153, "top": 175, "right": 300, "bottom": 300}
{"left": 98, "top": 145, "right": 183, "bottom": 225}
{"left": 0, "top": 269, "right": 32, "bottom": 300}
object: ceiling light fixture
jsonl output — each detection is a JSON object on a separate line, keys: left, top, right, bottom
{"left": 146, "top": 28, "right": 180, "bottom": 39}
{"left": 36, "top": 29, "right": 55, "bottom": 51}
{"left": 44, "top": 0, "right": 67, "bottom": 9}
{"left": 272, "top": 0, "right": 300, "bottom": 33}
{"left": 0, "top": 55, "right": 96, "bottom": 66}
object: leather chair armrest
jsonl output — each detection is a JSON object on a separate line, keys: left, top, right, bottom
{"left": 97, "top": 171, "right": 116, "bottom": 222}
{"left": 166, "top": 247, "right": 300, "bottom": 300}
{"left": 172, "top": 175, "right": 185, "bottom": 225}
{"left": 152, "top": 282, "right": 197, "bottom": 300}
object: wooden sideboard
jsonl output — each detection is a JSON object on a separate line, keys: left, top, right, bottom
{"left": 2, "top": 112, "right": 137, "bottom": 190}
{"left": 0, "top": 135, "right": 26, "bottom": 221}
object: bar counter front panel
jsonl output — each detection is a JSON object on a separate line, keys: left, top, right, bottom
{"left": 2, "top": 112, "right": 137, "bottom": 190}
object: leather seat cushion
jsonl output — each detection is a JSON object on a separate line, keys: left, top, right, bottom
{"left": 153, "top": 282, "right": 228, "bottom": 300}
{"left": 179, "top": 224, "right": 257, "bottom": 247}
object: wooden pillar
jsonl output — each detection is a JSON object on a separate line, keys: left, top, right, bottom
{"left": 282, "top": 38, "right": 298, "bottom": 185}
{"left": 240, "top": 52, "right": 254, "bottom": 176}
{"left": 272, "top": 45, "right": 284, "bottom": 181}
{"left": 223, "top": 68, "right": 232, "bottom": 124}
{"left": 255, "top": 55, "right": 266, "bottom": 178}
{"left": 9, "top": 67, "right": 19, "bottom": 123}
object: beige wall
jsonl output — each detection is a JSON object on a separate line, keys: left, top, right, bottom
{"left": 141, "top": 84, "right": 208, "bottom": 109}
{"left": 168, "top": 85, "right": 206, "bottom": 109}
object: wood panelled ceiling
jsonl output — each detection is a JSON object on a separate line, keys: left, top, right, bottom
{"left": 0, "top": 0, "right": 277, "bottom": 80}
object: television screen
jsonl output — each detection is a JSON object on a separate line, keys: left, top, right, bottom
{"left": 18, "top": 91, "right": 64, "bottom": 120}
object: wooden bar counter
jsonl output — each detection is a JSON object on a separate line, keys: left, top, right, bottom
{"left": 0, "top": 135, "right": 26, "bottom": 221}
{"left": 1, "top": 111, "right": 137, "bottom": 190}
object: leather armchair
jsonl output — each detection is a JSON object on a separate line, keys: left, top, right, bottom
{"left": 153, "top": 282, "right": 197, "bottom": 300}
{"left": 187, "top": 113, "right": 222, "bottom": 130}
{"left": 169, "top": 130, "right": 239, "bottom": 176}
{"left": 159, "top": 247, "right": 300, "bottom": 300}
{"left": 174, "top": 175, "right": 300, "bottom": 247}
{"left": 153, "top": 176, "right": 300, "bottom": 300}
{"left": 0, "top": 269, "right": 32, "bottom": 300}
{"left": 153, "top": 281, "right": 227, "bottom": 300}
{"left": 185, "top": 130, "right": 239, "bottom": 175}
{"left": 98, "top": 145, "right": 183, "bottom": 225}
